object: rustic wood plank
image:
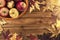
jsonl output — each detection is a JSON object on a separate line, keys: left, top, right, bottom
{"left": 3, "top": 24, "right": 50, "bottom": 28}
{"left": 3, "top": 28, "right": 22, "bottom": 33}
{"left": 0, "top": 11, "right": 56, "bottom": 40}
{"left": 22, "top": 29, "right": 50, "bottom": 35}
{"left": 5, "top": 17, "right": 55, "bottom": 25}
{"left": 22, "top": 11, "right": 52, "bottom": 18}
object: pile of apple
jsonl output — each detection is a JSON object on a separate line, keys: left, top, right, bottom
{"left": 0, "top": 0, "right": 26, "bottom": 18}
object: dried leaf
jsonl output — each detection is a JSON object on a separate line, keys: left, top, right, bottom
{"left": 10, "top": 33, "right": 18, "bottom": 40}
{"left": 29, "top": 5, "right": 35, "bottom": 13}
{"left": 50, "top": 34, "right": 56, "bottom": 38}
{"left": 46, "top": 28, "right": 54, "bottom": 33}
{"left": 58, "top": 30, "right": 60, "bottom": 33}
{"left": 43, "top": 7, "right": 47, "bottom": 12}
{"left": 40, "top": 1, "right": 46, "bottom": 5}
{"left": 45, "top": 0, "right": 57, "bottom": 11}
{"left": 44, "top": 23, "right": 60, "bottom": 37}
{"left": 56, "top": 19, "right": 60, "bottom": 28}
{"left": 56, "top": 0, "right": 60, "bottom": 6}
{"left": 46, "top": 0, "right": 57, "bottom": 5}
{"left": 52, "top": 24, "right": 57, "bottom": 31}
{"left": 0, "top": 19, "right": 7, "bottom": 25}
{"left": 35, "top": 1, "right": 40, "bottom": 10}
{"left": 0, "top": 25, "right": 3, "bottom": 33}
{"left": 35, "top": 1, "right": 40, "bottom": 4}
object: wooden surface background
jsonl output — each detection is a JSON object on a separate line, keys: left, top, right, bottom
{"left": 0, "top": 11, "right": 56, "bottom": 40}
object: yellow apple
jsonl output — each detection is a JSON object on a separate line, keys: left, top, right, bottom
{"left": 9, "top": 8, "right": 19, "bottom": 18}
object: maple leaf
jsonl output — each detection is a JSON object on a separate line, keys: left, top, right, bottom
{"left": 29, "top": 5, "right": 35, "bottom": 13}
{"left": 10, "top": 33, "right": 18, "bottom": 40}
{"left": 0, "top": 25, "right": 3, "bottom": 34}
{"left": 40, "top": 1, "right": 46, "bottom": 5}
{"left": 0, "top": 19, "right": 7, "bottom": 25}
{"left": 34, "top": 1, "right": 40, "bottom": 10}
{"left": 44, "top": 21, "right": 60, "bottom": 38}
{"left": 42, "top": 0, "right": 57, "bottom": 12}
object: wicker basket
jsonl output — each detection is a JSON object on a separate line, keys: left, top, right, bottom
{"left": 0, "top": 0, "right": 28, "bottom": 20}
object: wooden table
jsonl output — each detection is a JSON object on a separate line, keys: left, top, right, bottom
{"left": 0, "top": 11, "right": 56, "bottom": 40}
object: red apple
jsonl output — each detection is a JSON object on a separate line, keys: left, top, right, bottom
{"left": 14, "top": 0, "right": 22, "bottom": 2}
{"left": 0, "top": 7, "right": 9, "bottom": 17}
{"left": 0, "top": 0, "right": 6, "bottom": 7}
{"left": 16, "top": 2, "right": 26, "bottom": 11}
{"left": 5, "top": 0, "right": 12, "bottom": 2}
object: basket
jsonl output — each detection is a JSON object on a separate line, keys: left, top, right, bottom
{"left": 0, "top": 0, "right": 28, "bottom": 20}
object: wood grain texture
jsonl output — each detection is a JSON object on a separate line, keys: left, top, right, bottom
{"left": 5, "top": 17, "right": 55, "bottom": 25}
{"left": 0, "top": 11, "right": 56, "bottom": 39}
{"left": 3, "top": 11, "right": 55, "bottom": 33}
{"left": 22, "top": 11, "right": 52, "bottom": 18}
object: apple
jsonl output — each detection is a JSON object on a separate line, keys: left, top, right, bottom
{"left": 5, "top": 0, "right": 12, "bottom": 2}
{"left": 14, "top": 0, "right": 22, "bottom": 2}
{"left": 0, "top": 25, "right": 3, "bottom": 34}
{"left": 9, "top": 8, "right": 19, "bottom": 18}
{"left": 0, "top": 7, "right": 9, "bottom": 17}
{"left": 7, "top": 1, "right": 14, "bottom": 8}
{"left": 16, "top": 2, "right": 26, "bottom": 11}
{"left": 0, "top": 0, "right": 6, "bottom": 7}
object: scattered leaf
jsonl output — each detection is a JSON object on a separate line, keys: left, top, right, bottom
{"left": 30, "top": 5, "right": 35, "bottom": 13}
{"left": 35, "top": 1, "right": 40, "bottom": 10}
{"left": 0, "top": 25, "right": 3, "bottom": 34}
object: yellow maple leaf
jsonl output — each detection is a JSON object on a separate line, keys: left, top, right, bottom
{"left": 34, "top": 1, "right": 40, "bottom": 10}
{"left": 10, "top": 33, "right": 18, "bottom": 40}
{"left": 30, "top": 5, "right": 35, "bottom": 13}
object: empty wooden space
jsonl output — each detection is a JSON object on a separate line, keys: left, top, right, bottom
{"left": 0, "top": 11, "right": 56, "bottom": 40}
{"left": 2, "top": 11, "right": 56, "bottom": 34}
